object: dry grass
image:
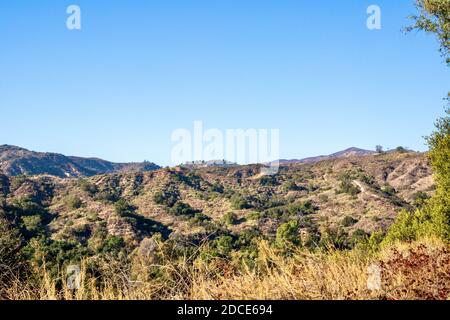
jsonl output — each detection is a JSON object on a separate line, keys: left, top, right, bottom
{"left": 2, "top": 238, "right": 448, "bottom": 300}
{"left": 190, "top": 242, "right": 374, "bottom": 300}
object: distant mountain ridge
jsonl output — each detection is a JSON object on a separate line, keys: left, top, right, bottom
{"left": 0, "top": 145, "right": 381, "bottom": 178}
{"left": 0, "top": 145, "right": 160, "bottom": 178}
{"left": 277, "top": 147, "right": 376, "bottom": 165}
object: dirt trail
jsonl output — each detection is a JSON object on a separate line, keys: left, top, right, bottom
{"left": 353, "top": 180, "right": 380, "bottom": 199}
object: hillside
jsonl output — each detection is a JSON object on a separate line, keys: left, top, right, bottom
{"left": 1, "top": 149, "right": 445, "bottom": 300}
{"left": 0, "top": 150, "right": 433, "bottom": 245}
{"left": 0, "top": 145, "right": 160, "bottom": 178}
{"left": 277, "top": 147, "right": 376, "bottom": 164}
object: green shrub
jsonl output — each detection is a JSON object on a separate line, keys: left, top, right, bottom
{"left": 100, "top": 236, "right": 126, "bottom": 254}
{"left": 223, "top": 212, "right": 238, "bottom": 225}
{"left": 259, "top": 175, "right": 278, "bottom": 186}
{"left": 230, "top": 195, "right": 251, "bottom": 210}
{"left": 287, "top": 201, "right": 316, "bottom": 216}
{"left": 67, "top": 196, "right": 82, "bottom": 210}
{"left": 21, "top": 215, "right": 43, "bottom": 234}
{"left": 381, "top": 185, "right": 397, "bottom": 196}
{"left": 209, "top": 182, "right": 224, "bottom": 193}
{"left": 257, "top": 202, "right": 317, "bottom": 222}
{"left": 354, "top": 231, "right": 384, "bottom": 253}
{"left": 79, "top": 180, "right": 98, "bottom": 195}
{"left": 246, "top": 211, "right": 261, "bottom": 220}
{"left": 214, "top": 235, "right": 234, "bottom": 256}
{"left": 153, "top": 188, "right": 179, "bottom": 207}
{"left": 341, "top": 216, "right": 358, "bottom": 227}
{"left": 0, "top": 218, "right": 24, "bottom": 288}
{"left": 94, "top": 191, "right": 119, "bottom": 203}
{"left": 153, "top": 191, "right": 166, "bottom": 205}
{"left": 276, "top": 220, "right": 300, "bottom": 247}
{"left": 349, "top": 229, "right": 368, "bottom": 247}
{"left": 337, "top": 180, "right": 361, "bottom": 196}
{"left": 87, "top": 212, "right": 98, "bottom": 222}
{"left": 360, "top": 174, "right": 375, "bottom": 186}
{"left": 282, "top": 180, "right": 298, "bottom": 191}
{"left": 189, "top": 213, "right": 212, "bottom": 227}
{"left": 22, "top": 237, "right": 89, "bottom": 276}
{"left": 71, "top": 223, "right": 91, "bottom": 238}
{"left": 318, "top": 228, "right": 349, "bottom": 250}
{"left": 382, "top": 210, "right": 417, "bottom": 244}
{"left": 12, "top": 197, "right": 45, "bottom": 216}
{"left": 114, "top": 199, "right": 134, "bottom": 217}
{"left": 261, "top": 207, "right": 286, "bottom": 220}
{"left": 412, "top": 191, "right": 430, "bottom": 208}
{"left": 234, "top": 228, "right": 261, "bottom": 249}
{"left": 170, "top": 202, "right": 198, "bottom": 217}
{"left": 383, "top": 202, "right": 450, "bottom": 245}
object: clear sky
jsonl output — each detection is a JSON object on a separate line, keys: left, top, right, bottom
{"left": 0, "top": 0, "right": 448, "bottom": 165}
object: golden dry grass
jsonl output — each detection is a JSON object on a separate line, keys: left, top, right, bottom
{"left": 2, "top": 238, "right": 448, "bottom": 300}
{"left": 190, "top": 242, "right": 374, "bottom": 300}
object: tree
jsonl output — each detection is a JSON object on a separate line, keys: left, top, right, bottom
{"left": 282, "top": 180, "right": 298, "bottom": 192}
{"left": 0, "top": 216, "right": 24, "bottom": 293}
{"left": 341, "top": 216, "right": 358, "bottom": 227}
{"left": 423, "top": 108, "right": 450, "bottom": 240}
{"left": 223, "top": 212, "right": 238, "bottom": 225}
{"left": 100, "top": 236, "right": 126, "bottom": 254}
{"left": 169, "top": 202, "right": 198, "bottom": 217}
{"left": 67, "top": 196, "right": 82, "bottom": 210}
{"left": 396, "top": 146, "right": 408, "bottom": 153}
{"left": 21, "top": 215, "right": 43, "bottom": 234}
{"left": 375, "top": 145, "right": 384, "bottom": 153}
{"left": 385, "top": 109, "right": 450, "bottom": 242}
{"left": 412, "top": 191, "right": 431, "bottom": 208}
{"left": 408, "top": 0, "right": 450, "bottom": 241}
{"left": 276, "top": 220, "right": 300, "bottom": 247}
{"left": 384, "top": 1, "right": 450, "bottom": 243}
{"left": 114, "top": 199, "right": 134, "bottom": 217}
{"left": 287, "top": 201, "right": 317, "bottom": 216}
{"left": 153, "top": 188, "right": 179, "bottom": 207}
{"left": 406, "top": 0, "right": 450, "bottom": 65}
{"left": 230, "top": 195, "right": 251, "bottom": 210}
{"left": 78, "top": 180, "right": 98, "bottom": 195}
{"left": 215, "top": 235, "right": 234, "bottom": 256}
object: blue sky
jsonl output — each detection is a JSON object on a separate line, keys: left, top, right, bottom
{"left": 0, "top": 0, "right": 448, "bottom": 165}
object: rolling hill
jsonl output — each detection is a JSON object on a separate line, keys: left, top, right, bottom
{"left": 277, "top": 147, "right": 376, "bottom": 164}
{"left": 0, "top": 145, "right": 160, "bottom": 178}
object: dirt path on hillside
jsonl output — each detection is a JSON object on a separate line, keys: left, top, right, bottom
{"left": 353, "top": 180, "right": 381, "bottom": 199}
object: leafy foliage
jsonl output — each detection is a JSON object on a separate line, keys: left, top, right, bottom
{"left": 287, "top": 201, "right": 317, "bottom": 216}
{"left": 385, "top": 109, "right": 450, "bottom": 243}
{"left": 386, "top": 5, "right": 450, "bottom": 238}
{"left": 412, "top": 191, "right": 431, "bottom": 208}
{"left": 276, "top": 220, "right": 300, "bottom": 247}
{"left": 282, "top": 180, "right": 299, "bottom": 191}
{"left": 0, "top": 216, "right": 25, "bottom": 292}
{"left": 259, "top": 175, "right": 279, "bottom": 186}
{"left": 230, "top": 195, "right": 252, "bottom": 210}
{"left": 406, "top": 0, "right": 450, "bottom": 64}
{"left": 337, "top": 177, "right": 361, "bottom": 196}
{"left": 341, "top": 216, "right": 358, "bottom": 227}
{"left": 153, "top": 187, "right": 179, "bottom": 207}
{"left": 223, "top": 212, "right": 239, "bottom": 225}
{"left": 79, "top": 180, "right": 98, "bottom": 195}
{"left": 169, "top": 202, "right": 199, "bottom": 217}
{"left": 67, "top": 196, "right": 82, "bottom": 210}
{"left": 114, "top": 199, "right": 135, "bottom": 217}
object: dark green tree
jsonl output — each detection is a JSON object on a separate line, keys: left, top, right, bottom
{"left": 385, "top": 0, "right": 450, "bottom": 243}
